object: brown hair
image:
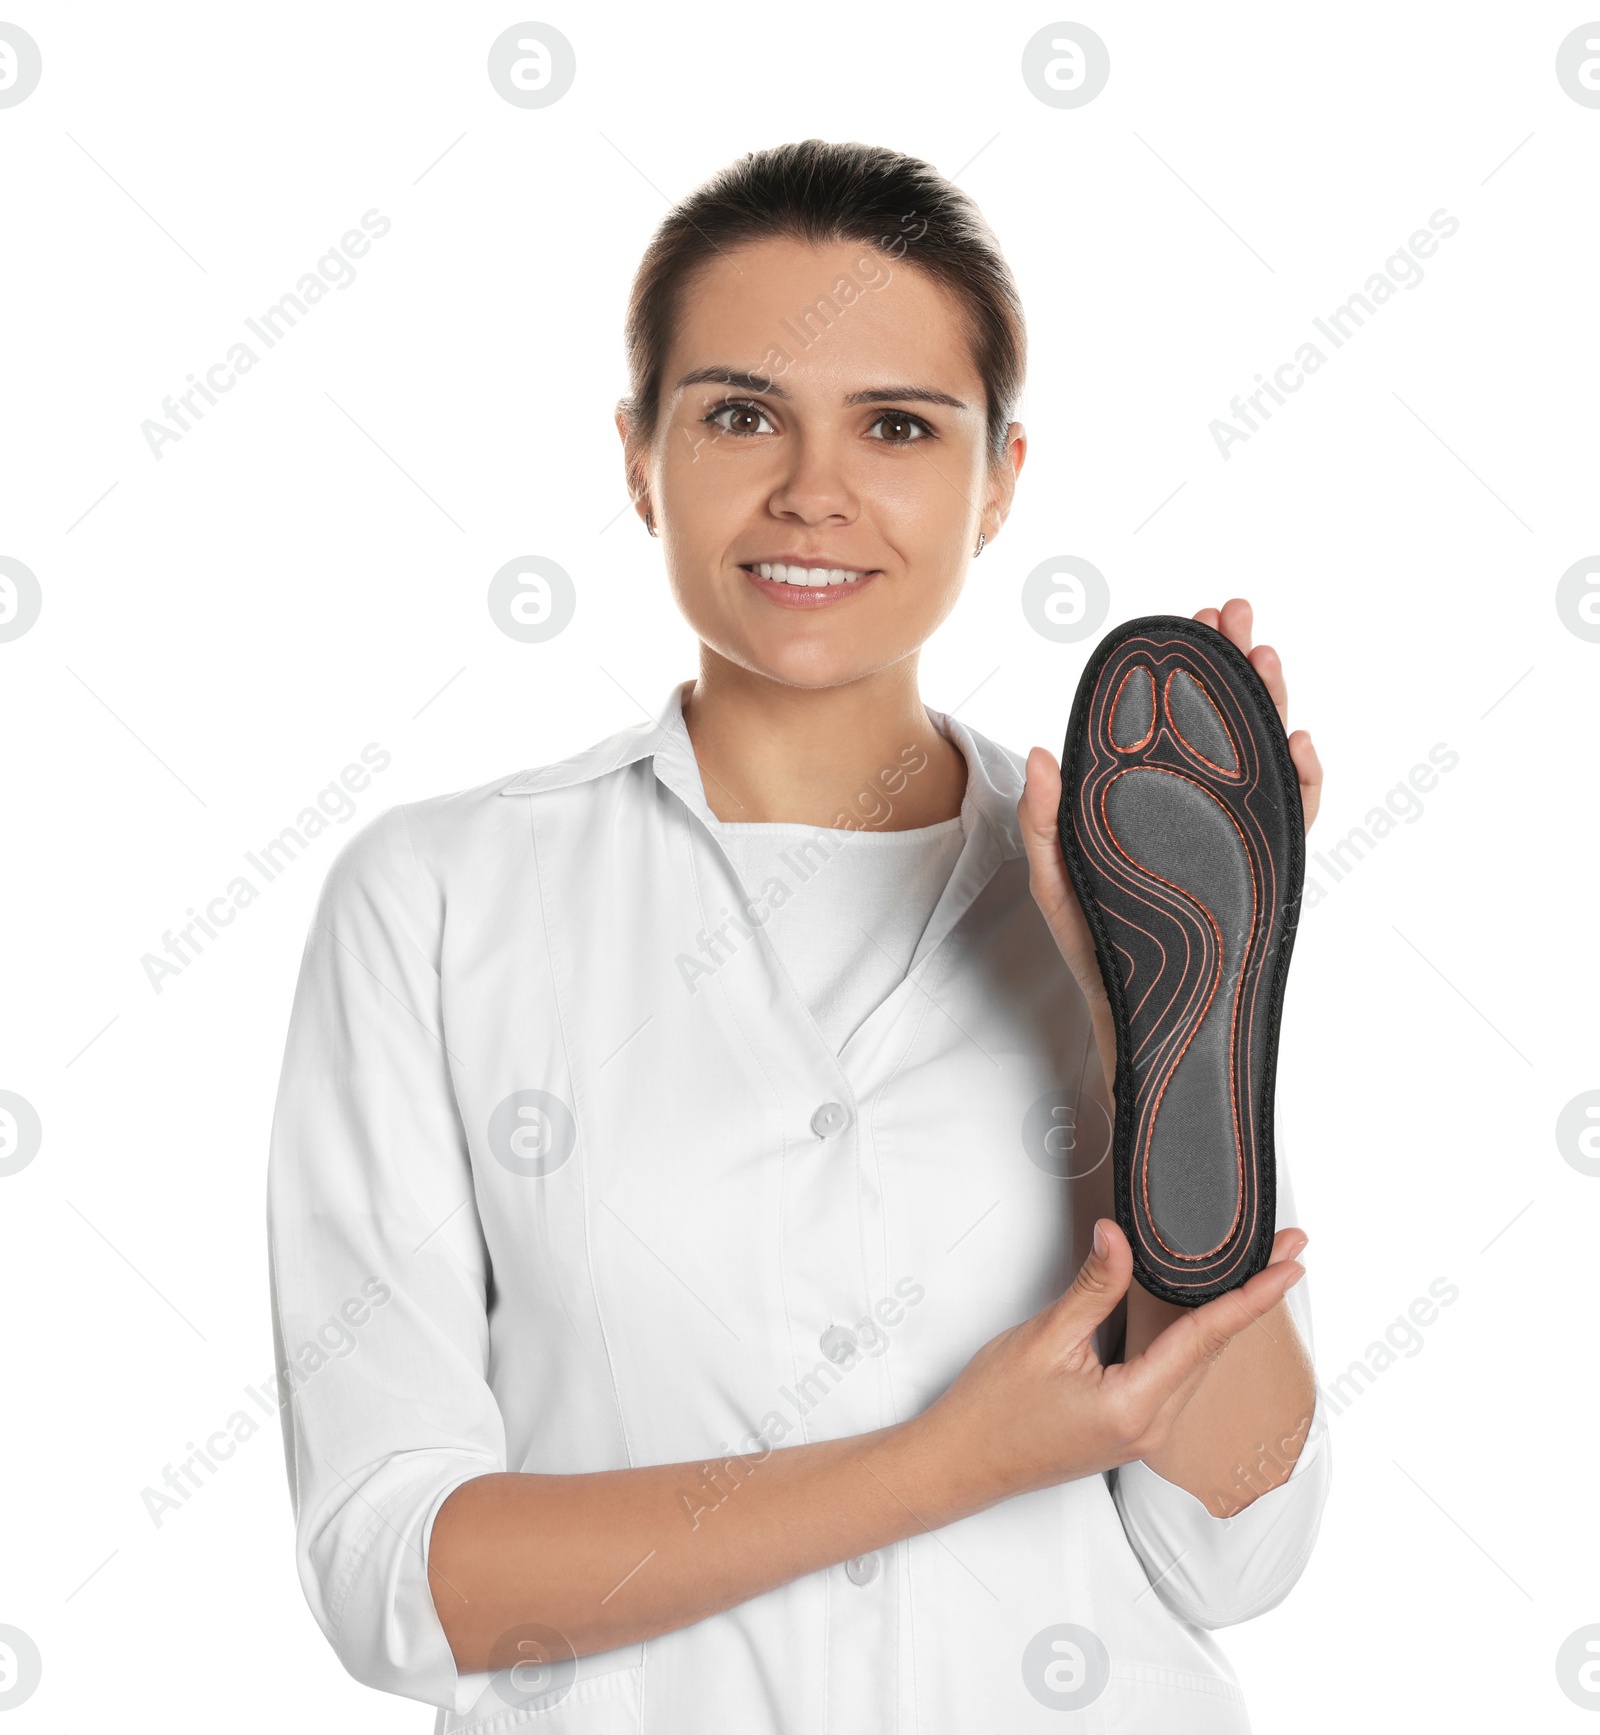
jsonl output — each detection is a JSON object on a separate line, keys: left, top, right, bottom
{"left": 618, "top": 139, "right": 1027, "bottom": 482}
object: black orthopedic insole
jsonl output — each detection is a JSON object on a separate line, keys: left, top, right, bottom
{"left": 1057, "top": 616, "right": 1304, "bottom": 1307}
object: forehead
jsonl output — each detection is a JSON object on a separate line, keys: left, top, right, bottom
{"left": 665, "top": 234, "right": 982, "bottom": 396}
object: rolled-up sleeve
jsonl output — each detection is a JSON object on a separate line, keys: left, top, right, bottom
{"left": 1110, "top": 1140, "right": 1332, "bottom": 1629}
{"left": 265, "top": 803, "right": 504, "bottom": 1714}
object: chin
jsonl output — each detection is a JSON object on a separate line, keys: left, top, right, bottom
{"left": 726, "top": 641, "right": 872, "bottom": 690}
{"left": 782, "top": 646, "right": 917, "bottom": 692}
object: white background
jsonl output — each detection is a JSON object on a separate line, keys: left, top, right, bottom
{"left": 2, "top": 2, "right": 1596, "bottom": 1728}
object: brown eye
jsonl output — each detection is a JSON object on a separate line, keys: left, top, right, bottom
{"left": 705, "top": 400, "right": 775, "bottom": 437}
{"left": 868, "top": 411, "right": 932, "bottom": 444}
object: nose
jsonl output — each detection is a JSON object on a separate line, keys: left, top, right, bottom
{"left": 765, "top": 430, "right": 858, "bottom": 526}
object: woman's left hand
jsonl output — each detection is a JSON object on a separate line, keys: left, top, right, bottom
{"left": 1195, "top": 597, "right": 1321, "bottom": 831}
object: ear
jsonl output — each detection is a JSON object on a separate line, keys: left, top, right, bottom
{"left": 615, "top": 403, "right": 650, "bottom": 521}
{"left": 982, "top": 421, "right": 1027, "bottom": 540}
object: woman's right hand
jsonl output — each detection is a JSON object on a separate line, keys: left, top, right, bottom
{"left": 907, "top": 1216, "right": 1306, "bottom": 1513}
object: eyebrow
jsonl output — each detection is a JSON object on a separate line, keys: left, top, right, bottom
{"left": 673, "top": 366, "right": 969, "bottom": 411}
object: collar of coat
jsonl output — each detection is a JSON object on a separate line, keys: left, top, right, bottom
{"left": 499, "top": 678, "right": 1028, "bottom": 864}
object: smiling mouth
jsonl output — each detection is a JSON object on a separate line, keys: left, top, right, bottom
{"left": 741, "top": 562, "right": 875, "bottom": 587}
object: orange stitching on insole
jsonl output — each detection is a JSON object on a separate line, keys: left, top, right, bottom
{"left": 1161, "top": 666, "right": 1244, "bottom": 780}
{"left": 1107, "top": 664, "right": 1157, "bottom": 752}
{"left": 1096, "top": 769, "right": 1246, "bottom": 1262}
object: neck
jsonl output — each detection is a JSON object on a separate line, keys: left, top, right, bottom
{"left": 680, "top": 648, "right": 967, "bottom": 830}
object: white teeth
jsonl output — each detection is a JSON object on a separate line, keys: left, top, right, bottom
{"left": 752, "top": 562, "right": 867, "bottom": 586}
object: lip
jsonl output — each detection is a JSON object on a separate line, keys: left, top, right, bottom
{"left": 739, "top": 557, "right": 881, "bottom": 610}
{"left": 744, "top": 552, "right": 876, "bottom": 574}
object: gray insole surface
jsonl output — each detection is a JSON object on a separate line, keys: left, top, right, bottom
{"left": 1103, "top": 767, "right": 1252, "bottom": 1255}
{"left": 1165, "top": 669, "right": 1239, "bottom": 772}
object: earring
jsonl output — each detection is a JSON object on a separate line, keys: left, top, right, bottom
{"left": 645, "top": 506, "right": 657, "bottom": 537}
{"left": 973, "top": 531, "right": 986, "bottom": 556}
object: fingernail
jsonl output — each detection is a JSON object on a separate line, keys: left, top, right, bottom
{"left": 1092, "top": 1219, "right": 1109, "bottom": 1258}
{"left": 1284, "top": 1261, "right": 1306, "bottom": 1288}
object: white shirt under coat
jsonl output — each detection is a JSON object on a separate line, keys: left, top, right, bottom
{"left": 265, "top": 677, "right": 1331, "bottom": 1733}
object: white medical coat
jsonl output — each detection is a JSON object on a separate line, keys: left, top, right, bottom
{"left": 265, "top": 678, "right": 1330, "bottom": 1733}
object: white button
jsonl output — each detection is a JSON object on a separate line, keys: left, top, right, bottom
{"left": 819, "top": 1324, "right": 857, "bottom": 1364}
{"left": 811, "top": 1101, "right": 848, "bottom": 1138}
{"left": 845, "top": 1551, "right": 881, "bottom": 1586}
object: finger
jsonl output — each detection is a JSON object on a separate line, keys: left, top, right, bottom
{"left": 1048, "top": 1216, "right": 1135, "bottom": 1344}
{"left": 1266, "top": 1227, "right": 1309, "bottom": 1267}
{"left": 1017, "top": 747, "right": 1073, "bottom": 921}
{"left": 1217, "top": 597, "right": 1254, "bottom": 654}
{"left": 1019, "top": 745, "right": 1063, "bottom": 834}
{"left": 1249, "top": 643, "right": 1289, "bottom": 729}
{"left": 1193, "top": 606, "right": 1222, "bottom": 630}
{"left": 1125, "top": 1255, "right": 1305, "bottom": 1401}
{"left": 1289, "top": 729, "right": 1322, "bottom": 831}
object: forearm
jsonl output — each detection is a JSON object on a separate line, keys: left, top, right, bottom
{"left": 427, "top": 1416, "right": 960, "bottom": 1671}
{"left": 1086, "top": 996, "right": 1316, "bottom": 1516}
{"left": 1123, "top": 1285, "right": 1315, "bottom": 1514}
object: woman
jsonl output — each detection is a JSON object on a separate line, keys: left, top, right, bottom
{"left": 266, "top": 138, "right": 1329, "bottom": 1733}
